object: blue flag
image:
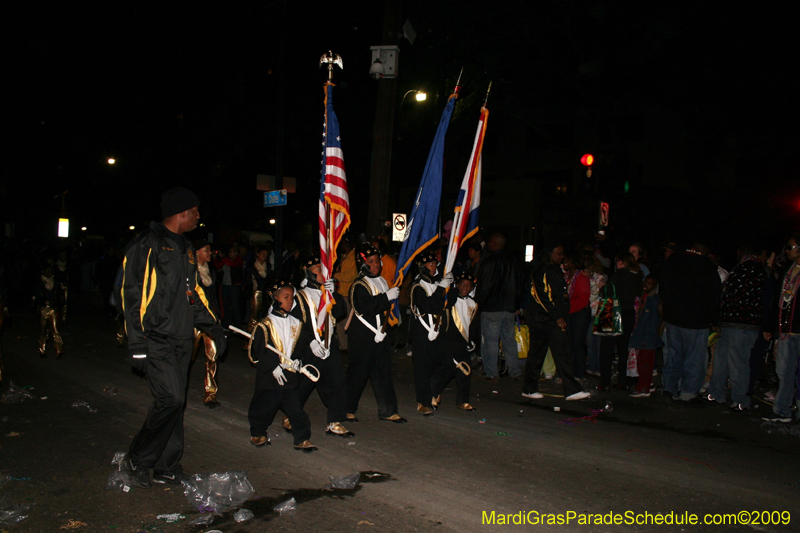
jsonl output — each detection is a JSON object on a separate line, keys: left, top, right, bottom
{"left": 388, "top": 92, "right": 458, "bottom": 325}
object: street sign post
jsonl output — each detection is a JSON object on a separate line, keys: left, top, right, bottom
{"left": 264, "top": 189, "right": 288, "bottom": 207}
{"left": 392, "top": 212, "right": 407, "bottom": 242}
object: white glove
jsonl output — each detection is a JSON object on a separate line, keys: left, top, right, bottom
{"left": 439, "top": 272, "right": 454, "bottom": 289}
{"left": 272, "top": 366, "right": 287, "bottom": 386}
{"left": 310, "top": 340, "right": 330, "bottom": 359}
{"left": 323, "top": 279, "right": 335, "bottom": 292}
{"left": 286, "top": 358, "right": 302, "bottom": 372}
{"left": 385, "top": 287, "right": 400, "bottom": 301}
{"left": 466, "top": 341, "right": 476, "bottom": 352}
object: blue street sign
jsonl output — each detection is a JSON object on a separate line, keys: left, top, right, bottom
{"left": 263, "top": 189, "right": 288, "bottom": 207}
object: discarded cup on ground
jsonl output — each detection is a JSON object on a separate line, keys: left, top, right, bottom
{"left": 274, "top": 497, "right": 297, "bottom": 515}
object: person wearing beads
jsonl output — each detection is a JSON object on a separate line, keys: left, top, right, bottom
{"left": 344, "top": 244, "right": 406, "bottom": 423}
{"left": 409, "top": 251, "right": 452, "bottom": 416}
{"left": 707, "top": 245, "right": 768, "bottom": 411}
{"left": 285, "top": 255, "right": 354, "bottom": 438}
{"left": 247, "top": 279, "right": 317, "bottom": 452}
{"left": 762, "top": 233, "right": 800, "bottom": 423}
{"left": 432, "top": 271, "right": 478, "bottom": 411}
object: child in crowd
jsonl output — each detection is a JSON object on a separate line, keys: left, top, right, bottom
{"left": 628, "top": 274, "right": 663, "bottom": 397}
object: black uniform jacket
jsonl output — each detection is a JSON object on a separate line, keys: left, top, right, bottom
{"left": 122, "top": 221, "right": 220, "bottom": 357}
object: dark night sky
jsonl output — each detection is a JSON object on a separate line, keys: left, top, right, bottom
{"left": 5, "top": 2, "right": 799, "bottom": 255}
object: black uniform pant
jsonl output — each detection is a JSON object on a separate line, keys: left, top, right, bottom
{"left": 129, "top": 335, "right": 192, "bottom": 474}
{"left": 432, "top": 340, "right": 471, "bottom": 405}
{"left": 345, "top": 333, "right": 399, "bottom": 418}
{"left": 411, "top": 326, "right": 443, "bottom": 407}
{"left": 523, "top": 323, "right": 582, "bottom": 397}
{"left": 248, "top": 388, "right": 311, "bottom": 445}
{"left": 298, "top": 344, "right": 347, "bottom": 424}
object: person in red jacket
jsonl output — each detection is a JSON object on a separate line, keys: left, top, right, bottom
{"left": 564, "top": 251, "right": 591, "bottom": 379}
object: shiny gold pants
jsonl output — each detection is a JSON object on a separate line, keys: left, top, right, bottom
{"left": 192, "top": 328, "right": 218, "bottom": 403}
{"left": 249, "top": 290, "right": 264, "bottom": 331}
{"left": 38, "top": 306, "right": 64, "bottom": 356}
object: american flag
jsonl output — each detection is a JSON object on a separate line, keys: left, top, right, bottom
{"left": 318, "top": 82, "right": 350, "bottom": 335}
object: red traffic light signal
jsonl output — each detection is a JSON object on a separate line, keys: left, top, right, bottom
{"left": 581, "top": 154, "right": 594, "bottom": 167}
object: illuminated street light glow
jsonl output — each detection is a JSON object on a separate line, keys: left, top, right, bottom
{"left": 107, "top": 158, "right": 116, "bottom": 165}
{"left": 129, "top": 225, "right": 135, "bottom": 230}
{"left": 415, "top": 92, "right": 427, "bottom": 102}
{"left": 58, "top": 218, "right": 69, "bottom": 238}
{"left": 81, "top": 226, "right": 87, "bottom": 231}
{"left": 269, "top": 219, "right": 276, "bottom": 225}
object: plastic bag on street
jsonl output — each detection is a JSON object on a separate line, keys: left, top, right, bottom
{"left": 0, "top": 494, "right": 30, "bottom": 525}
{"left": 274, "top": 497, "right": 297, "bottom": 515}
{"left": 71, "top": 400, "right": 98, "bottom": 413}
{"left": 182, "top": 472, "right": 254, "bottom": 514}
{"left": 111, "top": 451, "right": 126, "bottom": 468}
{"left": 234, "top": 508, "right": 254, "bottom": 522}
{"left": 328, "top": 473, "right": 360, "bottom": 490}
{"left": 105, "top": 470, "right": 132, "bottom": 492}
{"left": 1, "top": 381, "right": 36, "bottom": 404}
{"left": 187, "top": 514, "right": 215, "bottom": 526}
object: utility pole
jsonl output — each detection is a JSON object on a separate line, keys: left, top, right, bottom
{"left": 367, "top": 0, "right": 402, "bottom": 238}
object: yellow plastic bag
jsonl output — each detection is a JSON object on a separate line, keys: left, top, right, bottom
{"left": 515, "top": 318, "right": 529, "bottom": 359}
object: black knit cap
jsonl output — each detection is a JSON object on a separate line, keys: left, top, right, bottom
{"left": 415, "top": 251, "right": 438, "bottom": 267}
{"left": 267, "top": 278, "right": 294, "bottom": 296}
{"left": 455, "top": 271, "right": 476, "bottom": 286}
{"left": 355, "top": 244, "right": 380, "bottom": 267}
{"left": 161, "top": 187, "right": 200, "bottom": 219}
{"left": 303, "top": 255, "right": 321, "bottom": 269}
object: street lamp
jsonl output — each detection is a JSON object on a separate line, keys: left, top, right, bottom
{"left": 107, "top": 158, "right": 116, "bottom": 165}
{"left": 400, "top": 90, "right": 427, "bottom": 107}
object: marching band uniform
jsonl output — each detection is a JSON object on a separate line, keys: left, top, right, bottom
{"left": 289, "top": 256, "right": 353, "bottom": 437}
{"left": 37, "top": 267, "right": 64, "bottom": 357}
{"left": 247, "top": 280, "right": 316, "bottom": 451}
{"left": 193, "top": 243, "right": 221, "bottom": 407}
{"left": 409, "top": 252, "right": 450, "bottom": 415}
{"left": 344, "top": 245, "right": 406, "bottom": 423}
{"left": 432, "top": 272, "right": 477, "bottom": 411}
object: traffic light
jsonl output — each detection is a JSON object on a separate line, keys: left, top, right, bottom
{"left": 581, "top": 154, "right": 593, "bottom": 177}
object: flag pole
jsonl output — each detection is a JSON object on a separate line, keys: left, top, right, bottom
{"left": 319, "top": 50, "right": 344, "bottom": 349}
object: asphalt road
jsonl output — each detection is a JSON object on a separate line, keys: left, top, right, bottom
{"left": 1, "top": 301, "right": 799, "bottom": 532}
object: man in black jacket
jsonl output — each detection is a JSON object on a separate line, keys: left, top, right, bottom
{"left": 122, "top": 187, "right": 227, "bottom": 488}
{"left": 475, "top": 233, "right": 523, "bottom": 381}
{"left": 659, "top": 243, "right": 722, "bottom": 402}
{"left": 522, "top": 242, "right": 589, "bottom": 401}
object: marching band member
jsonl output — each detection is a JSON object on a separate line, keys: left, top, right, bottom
{"left": 432, "top": 271, "right": 477, "bottom": 411}
{"left": 409, "top": 251, "right": 452, "bottom": 415}
{"left": 344, "top": 245, "right": 406, "bottom": 423}
{"left": 192, "top": 240, "right": 222, "bottom": 407}
{"left": 286, "top": 255, "right": 354, "bottom": 438}
{"left": 247, "top": 279, "right": 317, "bottom": 452}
